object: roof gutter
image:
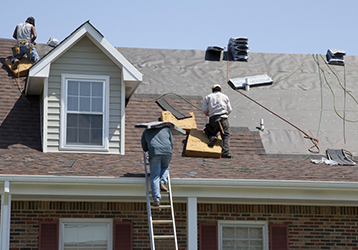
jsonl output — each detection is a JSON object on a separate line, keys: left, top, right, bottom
{"left": 0, "top": 175, "right": 358, "bottom": 206}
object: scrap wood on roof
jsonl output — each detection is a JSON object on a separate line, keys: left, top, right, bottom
{"left": 161, "top": 111, "right": 197, "bottom": 132}
{"left": 4, "top": 57, "right": 33, "bottom": 77}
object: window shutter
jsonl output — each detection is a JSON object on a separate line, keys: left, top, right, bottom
{"left": 199, "top": 222, "right": 218, "bottom": 250}
{"left": 270, "top": 224, "right": 288, "bottom": 250}
{"left": 39, "top": 221, "right": 59, "bottom": 250}
{"left": 113, "top": 221, "right": 132, "bottom": 250}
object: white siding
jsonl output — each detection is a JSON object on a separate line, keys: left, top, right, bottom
{"left": 46, "top": 36, "right": 122, "bottom": 154}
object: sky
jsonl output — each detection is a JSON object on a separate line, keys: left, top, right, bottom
{"left": 1, "top": 0, "right": 358, "bottom": 56}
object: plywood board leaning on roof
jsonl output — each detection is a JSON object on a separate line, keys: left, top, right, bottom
{"left": 161, "top": 111, "right": 197, "bottom": 133}
{"left": 4, "top": 57, "right": 33, "bottom": 77}
{"left": 185, "top": 129, "right": 222, "bottom": 158}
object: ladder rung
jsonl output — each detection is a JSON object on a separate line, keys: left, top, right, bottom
{"left": 149, "top": 191, "right": 169, "bottom": 194}
{"left": 152, "top": 220, "right": 173, "bottom": 224}
{"left": 154, "top": 235, "right": 175, "bottom": 239}
{"left": 151, "top": 205, "right": 171, "bottom": 209}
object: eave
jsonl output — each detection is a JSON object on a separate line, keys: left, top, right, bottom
{"left": 1, "top": 175, "right": 357, "bottom": 207}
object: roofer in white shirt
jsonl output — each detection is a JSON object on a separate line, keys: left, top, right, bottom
{"left": 201, "top": 84, "right": 233, "bottom": 158}
{"left": 11, "top": 17, "right": 39, "bottom": 70}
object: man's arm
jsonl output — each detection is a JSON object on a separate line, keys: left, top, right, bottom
{"left": 201, "top": 97, "right": 209, "bottom": 116}
{"left": 12, "top": 27, "right": 18, "bottom": 40}
{"left": 141, "top": 131, "right": 148, "bottom": 152}
{"left": 31, "top": 26, "right": 37, "bottom": 43}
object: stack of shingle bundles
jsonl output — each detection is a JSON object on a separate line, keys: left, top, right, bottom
{"left": 326, "top": 49, "right": 346, "bottom": 66}
{"left": 228, "top": 37, "right": 249, "bottom": 61}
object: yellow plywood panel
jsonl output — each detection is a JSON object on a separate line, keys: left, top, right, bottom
{"left": 185, "top": 129, "right": 222, "bottom": 158}
{"left": 5, "top": 57, "right": 33, "bottom": 77}
{"left": 161, "top": 111, "right": 197, "bottom": 132}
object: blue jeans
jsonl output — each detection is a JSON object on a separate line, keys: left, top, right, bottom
{"left": 149, "top": 155, "right": 171, "bottom": 202}
{"left": 11, "top": 44, "right": 39, "bottom": 62}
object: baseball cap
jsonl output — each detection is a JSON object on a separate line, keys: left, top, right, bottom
{"left": 212, "top": 84, "right": 221, "bottom": 90}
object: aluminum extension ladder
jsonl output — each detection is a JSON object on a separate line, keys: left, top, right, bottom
{"left": 143, "top": 151, "right": 178, "bottom": 250}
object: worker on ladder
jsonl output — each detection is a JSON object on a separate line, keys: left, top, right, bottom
{"left": 11, "top": 17, "right": 39, "bottom": 69}
{"left": 141, "top": 126, "right": 173, "bottom": 206}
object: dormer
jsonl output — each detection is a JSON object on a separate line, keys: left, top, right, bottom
{"left": 25, "top": 21, "right": 142, "bottom": 154}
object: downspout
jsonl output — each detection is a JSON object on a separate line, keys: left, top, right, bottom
{"left": 0, "top": 181, "right": 11, "bottom": 250}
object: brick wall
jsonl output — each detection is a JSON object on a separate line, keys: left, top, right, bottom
{"left": 10, "top": 201, "right": 187, "bottom": 250}
{"left": 8, "top": 201, "right": 358, "bottom": 250}
{"left": 198, "top": 204, "right": 358, "bottom": 250}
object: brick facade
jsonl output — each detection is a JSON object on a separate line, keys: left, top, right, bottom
{"left": 8, "top": 201, "right": 358, "bottom": 250}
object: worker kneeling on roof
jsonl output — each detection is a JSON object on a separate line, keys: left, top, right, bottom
{"left": 11, "top": 17, "right": 39, "bottom": 70}
{"left": 141, "top": 126, "right": 173, "bottom": 207}
{"left": 201, "top": 84, "right": 233, "bottom": 158}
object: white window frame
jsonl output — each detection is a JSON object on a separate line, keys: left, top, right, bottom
{"left": 59, "top": 218, "right": 113, "bottom": 250}
{"left": 218, "top": 220, "right": 269, "bottom": 250}
{"left": 60, "top": 74, "right": 110, "bottom": 152}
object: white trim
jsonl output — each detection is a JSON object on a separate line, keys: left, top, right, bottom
{"left": 0, "top": 176, "right": 358, "bottom": 206}
{"left": 27, "top": 22, "right": 142, "bottom": 95}
{"left": 187, "top": 197, "right": 197, "bottom": 250}
{"left": 42, "top": 78, "right": 48, "bottom": 152}
{"left": 60, "top": 74, "right": 110, "bottom": 152}
{"left": 120, "top": 74, "right": 125, "bottom": 154}
{"left": 218, "top": 220, "right": 269, "bottom": 250}
{"left": 0, "top": 181, "right": 11, "bottom": 250}
{"left": 59, "top": 218, "right": 113, "bottom": 250}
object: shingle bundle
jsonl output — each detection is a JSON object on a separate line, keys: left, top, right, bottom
{"left": 326, "top": 49, "right": 346, "bottom": 66}
{"left": 228, "top": 37, "right": 249, "bottom": 61}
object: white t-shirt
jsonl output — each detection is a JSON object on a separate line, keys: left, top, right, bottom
{"left": 16, "top": 23, "right": 33, "bottom": 43}
{"left": 201, "top": 91, "right": 233, "bottom": 117}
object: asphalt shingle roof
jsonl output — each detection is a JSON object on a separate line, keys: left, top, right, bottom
{"left": 0, "top": 38, "right": 357, "bottom": 182}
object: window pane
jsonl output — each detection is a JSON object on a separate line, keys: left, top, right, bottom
{"left": 91, "top": 115, "right": 103, "bottom": 129}
{"left": 92, "top": 97, "right": 103, "bottom": 112}
{"left": 67, "top": 128, "right": 77, "bottom": 143}
{"left": 79, "top": 97, "right": 91, "bottom": 112}
{"left": 67, "top": 114, "right": 78, "bottom": 127}
{"left": 236, "top": 227, "right": 248, "bottom": 238}
{"left": 79, "top": 115, "right": 90, "bottom": 128}
{"left": 223, "top": 227, "right": 235, "bottom": 238}
{"left": 79, "top": 128, "right": 90, "bottom": 144}
{"left": 67, "top": 96, "right": 78, "bottom": 111}
{"left": 250, "top": 228, "right": 262, "bottom": 238}
{"left": 92, "top": 82, "right": 103, "bottom": 97}
{"left": 80, "top": 82, "right": 90, "bottom": 96}
{"left": 68, "top": 81, "right": 78, "bottom": 95}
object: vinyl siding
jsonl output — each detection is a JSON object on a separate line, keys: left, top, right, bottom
{"left": 46, "top": 35, "right": 123, "bottom": 154}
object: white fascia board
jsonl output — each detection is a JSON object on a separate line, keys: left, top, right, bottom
{"left": 97, "top": 37, "right": 142, "bottom": 82}
{"left": 1, "top": 176, "right": 358, "bottom": 205}
{"left": 29, "top": 26, "right": 88, "bottom": 79}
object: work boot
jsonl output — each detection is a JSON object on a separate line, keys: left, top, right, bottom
{"left": 13, "top": 59, "right": 20, "bottom": 70}
{"left": 160, "top": 183, "right": 169, "bottom": 192}
{"left": 221, "top": 153, "right": 232, "bottom": 159}
{"left": 152, "top": 201, "right": 160, "bottom": 206}
{"left": 208, "top": 136, "right": 218, "bottom": 147}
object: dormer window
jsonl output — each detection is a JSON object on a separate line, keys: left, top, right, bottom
{"left": 60, "top": 74, "right": 109, "bottom": 152}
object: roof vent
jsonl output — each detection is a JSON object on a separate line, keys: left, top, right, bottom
{"left": 326, "top": 49, "right": 345, "bottom": 66}
{"left": 228, "top": 37, "right": 249, "bottom": 61}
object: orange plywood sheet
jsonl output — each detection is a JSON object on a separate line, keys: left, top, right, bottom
{"left": 5, "top": 57, "right": 33, "bottom": 77}
{"left": 185, "top": 129, "right": 222, "bottom": 158}
{"left": 161, "top": 111, "right": 197, "bottom": 132}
